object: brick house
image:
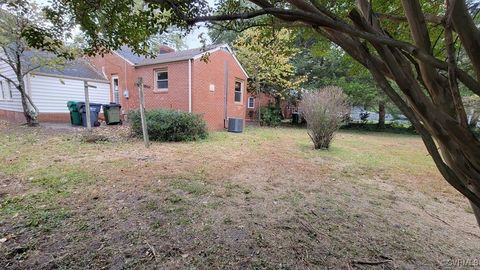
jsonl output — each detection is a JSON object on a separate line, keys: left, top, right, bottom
{"left": 245, "top": 92, "right": 299, "bottom": 121}
{"left": 89, "top": 44, "right": 249, "bottom": 130}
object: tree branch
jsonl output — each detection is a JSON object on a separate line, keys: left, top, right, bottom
{"left": 450, "top": 0, "right": 480, "bottom": 80}
{"left": 184, "top": 3, "right": 480, "bottom": 97}
{"left": 0, "top": 73, "right": 19, "bottom": 89}
{"left": 375, "top": 12, "right": 444, "bottom": 25}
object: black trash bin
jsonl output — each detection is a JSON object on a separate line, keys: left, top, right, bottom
{"left": 78, "top": 103, "right": 102, "bottom": 127}
{"left": 292, "top": 112, "right": 299, "bottom": 125}
{"left": 103, "top": 103, "right": 122, "bottom": 125}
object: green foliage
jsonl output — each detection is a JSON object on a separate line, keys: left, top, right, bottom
{"left": 0, "top": 1, "right": 73, "bottom": 59}
{"left": 259, "top": 106, "right": 282, "bottom": 127}
{"left": 292, "top": 39, "right": 381, "bottom": 109}
{"left": 341, "top": 123, "right": 416, "bottom": 135}
{"left": 233, "top": 27, "right": 304, "bottom": 100}
{"left": 128, "top": 109, "right": 208, "bottom": 142}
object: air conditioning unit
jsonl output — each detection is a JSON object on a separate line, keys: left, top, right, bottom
{"left": 228, "top": 118, "right": 244, "bottom": 133}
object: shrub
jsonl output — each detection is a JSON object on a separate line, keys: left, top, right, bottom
{"left": 259, "top": 106, "right": 282, "bottom": 127}
{"left": 302, "top": 86, "right": 350, "bottom": 149}
{"left": 128, "top": 109, "right": 207, "bottom": 142}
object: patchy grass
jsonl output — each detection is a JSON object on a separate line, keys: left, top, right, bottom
{"left": 0, "top": 123, "right": 479, "bottom": 269}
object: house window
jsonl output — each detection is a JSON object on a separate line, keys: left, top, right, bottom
{"left": 234, "top": 80, "right": 243, "bottom": 103}
{"left": 0, "top": 81, "right": 11, "bottom": 100}
{"left": 155, "top": 69, "right": 168, "bottom": 90}
{"left": 0, "top": 81, "right": 4, "bottom": 100}
{"left": 248, "top": 96, "right": 255, "bottom": 108}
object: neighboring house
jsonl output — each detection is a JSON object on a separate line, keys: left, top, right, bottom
{"left": 89, "top": 44, "right": 249, "bottom": 130}
{"left": 246, "top": 93, "right": 298, "bottom": 121}
{"left": 0, "top": 52, "right": 110, "bottom": 123}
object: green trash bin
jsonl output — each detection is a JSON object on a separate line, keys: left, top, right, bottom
{"left": 67, "top": 101, "right": 82, "bottom": 125}
{"left": 103, "top": 103, "right": 122, "bottom": 125}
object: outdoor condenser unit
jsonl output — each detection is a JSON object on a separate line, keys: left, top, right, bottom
{"left": 228, "top": 118, "right": 244, "bottom": 133}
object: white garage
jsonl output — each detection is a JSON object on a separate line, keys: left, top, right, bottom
{"left": 0, "top": 54, "right": 110, "bottom": 123}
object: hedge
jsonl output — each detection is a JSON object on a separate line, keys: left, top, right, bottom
{"left": 128, "top": 109, "right": 208, "bottom": 142}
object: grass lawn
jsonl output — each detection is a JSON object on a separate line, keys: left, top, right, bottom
{"left": 0, "top": 122, "right": 479, "bottom": 269}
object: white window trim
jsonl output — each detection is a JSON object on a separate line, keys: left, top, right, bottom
{"left": 154, "top": 69, "right": 168, "bottom": 92}
{"left": 234, "top": 80, "right": 244, "bottom": 104}
{"left": 247, "top": 96, "right": 255, "bottom": 108}
{"left": 111, "top": 75, "right": 120, "bottom": 104}
{"left": 0, "top": 80, "right": 13, "bottom": 101}
{"left": 0, "top": 81, "right": 4, "bottom": 100}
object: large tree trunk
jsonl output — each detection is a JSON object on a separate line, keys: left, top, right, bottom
{"left": 316, "top": 0, "right": 480, "bottom": 226}
{"left": 377, "top": 100, "right": 386, "bottom": 129}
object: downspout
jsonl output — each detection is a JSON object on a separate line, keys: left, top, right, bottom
{"left": 224, "top": 60, "right": 229, "bottom": 128}
{"left": 188, "top": 59, "right": 192, "bottom": 113}
{"left": 124, "top": 58, "right": 128, "bottom": 112}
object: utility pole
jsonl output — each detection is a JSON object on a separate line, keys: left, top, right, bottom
{"left": 84, "top": 81, "right": 97, "bottom": 130}
{"left": 137, "top": 77, "right": 150, "bottom": 148}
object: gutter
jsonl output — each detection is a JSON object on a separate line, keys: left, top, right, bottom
{"left": 30, "top": 72, "right": 109, "bottom": 83}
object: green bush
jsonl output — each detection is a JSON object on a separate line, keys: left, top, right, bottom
{"left": 341, "top": 122, "right": 416, "bottom": 134}
{"left": 259, "top": 106, "right": 282, "bottom": 127}
{"left": 128, "top": 109, "right": 208, "bottom": 142}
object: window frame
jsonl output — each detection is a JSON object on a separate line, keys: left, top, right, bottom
{"left": 0, "top": 80, "right": 11, "bottom": 100}
{"left": 7, "top": 81, "right": 12, "bottom": 100}
{"left": 0, "top": 81, "right": 4, "bottom": 100}
{"left": 234, "top": 80, "right": 244, "bottom": 104}
{"left": 247, "top": 96, "right": 255, "bottom": 109}
{"left": 154, "top": 69, "right": 169, "bottom": 92}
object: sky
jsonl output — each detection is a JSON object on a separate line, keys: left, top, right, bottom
{"left": 184, "top": 25, "right": 211, "bottom": 48}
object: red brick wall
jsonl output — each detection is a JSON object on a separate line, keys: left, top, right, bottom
{"left": 246, "top": 93, "right": 273, "bottom": 120}
{"left": 192, "top": 50, "right": 248, "bottom": 130}
{"left": 246, "top": 93, "right": 297, "bottom": 120}
{"left": 134, "top": 61, "right": 190, "bottom": 112}
{"left": 0, "top": 110, "right": 76, "bottom": 123}
{"left": 87, "top": 53, "right": 136, "bottom": 115}
{"left": 0, "top": 109, "right": 25, "bottom": 123}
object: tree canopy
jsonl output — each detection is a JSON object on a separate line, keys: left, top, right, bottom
{"left": 233, "top": 27, "right": 302, "bottom": 100}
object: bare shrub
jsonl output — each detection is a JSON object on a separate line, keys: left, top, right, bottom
{"left": 302, "top": 86, "right": 350, "bottom": 149}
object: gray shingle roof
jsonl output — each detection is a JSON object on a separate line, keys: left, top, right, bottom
{"left": 23, "top": 51, "right": 107, "bottom": 81}
{"left": 115, "top": 44, "right": 227, "bottom": 66}
{"left": 115, "top": 46, "right": 148, "bottom": 64}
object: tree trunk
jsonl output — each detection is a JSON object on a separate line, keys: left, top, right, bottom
{"left": 470, "top": 185, "right": 480, "bottom": 227}
{"left": 378, "top": 100, "right": 386, "bottom": 129}
{"left": 20, "top": 93, "right": 38, "bottom": 126}
{"left": 17, "top": 80, "right": 39, "bottom": 126}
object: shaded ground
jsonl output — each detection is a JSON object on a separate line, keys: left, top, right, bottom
{"left": 0, "top": 121, "right": 479, "bottom": 269}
